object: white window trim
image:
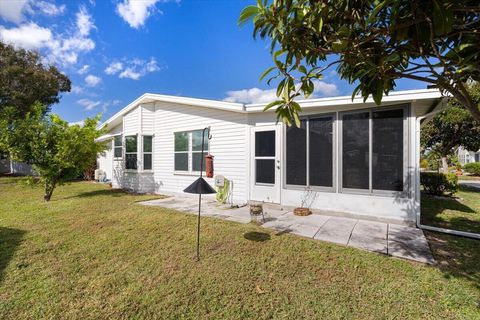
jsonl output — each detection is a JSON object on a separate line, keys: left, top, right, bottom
{"left": 142, "top": 135, "right": 154, "bottom": 172}
{"left": 173, "top": 129, "right": 209, "bottom": 175}
{"left": 113, "top": 134, "right": 123, "bottom": 160}
{"left": 124, "top": 134, "right": 138, "bottom": 171}
{"left": 338, "top": 104, "right": 409, "bottom": 198}
{"left": 283, "top": 113, "right": 336, "bottom": 192}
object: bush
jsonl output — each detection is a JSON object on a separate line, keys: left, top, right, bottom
{"left": 463, "top": 162, "right": 480, "bottom": 176}
{"left": 420, "top": 172, "right": 458, "bottom": 196}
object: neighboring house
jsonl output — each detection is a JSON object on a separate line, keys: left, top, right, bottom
{"left": 458, "top": 147, "right": 480, "bottom": 166}
{"left": 0, "top": 154, "right": 34, "bottom": 176}
{"left": 96, "top": 89, "right": 443, "bottom": 225}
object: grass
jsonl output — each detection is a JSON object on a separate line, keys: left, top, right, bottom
{"left": 421, "top": 185, "right": 480, "bottom": 234}
{"left": 0, "top": 177, "right": 479, "bottom": 319}
{"left": 458, "top": 175, "right": 480, "bottom": 181}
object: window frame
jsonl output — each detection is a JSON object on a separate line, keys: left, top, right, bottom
{"left": 124, "top": 134, "right": 138, "bottom": 171}
{"left": 283, "top": 113, "right": 337, "bottom": 193}
{"left": 142, "top": 135, "right": 153, "bottom": 172}
{"left": 338, "top": 104, "right": 409, "bottom": 197}
{"left": 173, "top": 129, "right": 209, "bottom": 175}
{"left": 113, "top": 134, "right": 123, "bottom": 160}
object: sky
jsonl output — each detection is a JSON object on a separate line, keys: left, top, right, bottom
{"left": 0, "top": 0, "right": 427, "bottom": 124}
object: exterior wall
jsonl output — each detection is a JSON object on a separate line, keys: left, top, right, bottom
{"left": 0, "top": 159, "right": 9, "bottom": 174}
{"left": 247, "top": 101, "right": 418, "bottom": 224}
{"left": 104, "top": 102, "right": 249, "bottom": 203}
{"left": 0, "top": 159, "right": 34, "bottom": 175}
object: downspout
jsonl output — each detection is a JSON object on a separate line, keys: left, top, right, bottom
{"left": 415, "top": 102, "right": 480, "bottom": 240}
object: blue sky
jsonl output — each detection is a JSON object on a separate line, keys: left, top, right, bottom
{"left": 0, "top": 0, "right": 426, "bottom": 123}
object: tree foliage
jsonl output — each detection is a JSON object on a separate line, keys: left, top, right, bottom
{"left": 0, "top": 105, "right": 107, "bottom": 201}
{"left": 421, "top": 82, "right": 480, "bottom": 170}
{"left": 239, "top": 0, "right": 480, "bottom": 126}
{"left": 0, "top": 42, "right": 71, "bottom": 118}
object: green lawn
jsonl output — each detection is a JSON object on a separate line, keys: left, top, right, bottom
{"left": 1, "top": 177, "right": 479, "bottom": 319}
{"left": 421, "top": 185, "right": 480, "bottom": 234}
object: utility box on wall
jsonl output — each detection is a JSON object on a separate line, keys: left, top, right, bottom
{"left": 215, "top": 175, "right": 225, "bottom": 187}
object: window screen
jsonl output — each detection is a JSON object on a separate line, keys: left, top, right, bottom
{"left": 255, "top": 131, "right": 275, "bottom": 157}
{"left": 372, "top": 109, "right": 404, "bottom": 191}
{"left": 256, "top": 159, "right": 275, "bottom": 184}
{"left": 309, "top": 117, "right": 333, "bottom": 187}
{"left": 286, "top": 120, "right": 307, "bottom": 185}
{"left": 125, "top": 135, "right": 137, "bottom": 170}
{"left": 114, "top": 135, "right": 123, "bottom": 158}
{"left": 143, "top": 136, "right": 153, "bottom": 171}
{"left": 342, "top": 112, "right": 369, "bottom": 189}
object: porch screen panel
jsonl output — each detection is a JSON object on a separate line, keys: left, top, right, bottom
{"left": 309, "top": 117, "right": 333, "bottom": 187}
{"left": 286, "top": 120, "right": 307, "bottom": 185}
{"left": 372, "top": 109, "right": 404, "bottom": 191}
{"left": 342, "top": 112, "right": 369, "bottom": 189}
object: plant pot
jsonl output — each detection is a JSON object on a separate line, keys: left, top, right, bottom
{"left": 250, "top": 204, "right": 264, "bottom": 224}
{"left": 294, "top": 207, "right": 311, "bottom": 216}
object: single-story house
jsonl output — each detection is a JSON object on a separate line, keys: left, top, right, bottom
{"left": 0, "top": 154, "right": 34, "bottom": 176}
{"left": 96, "top": 89, "right": 443, "bottom": 225}
{"left": 458, "top": 146, "right": 480, "bottom": 165}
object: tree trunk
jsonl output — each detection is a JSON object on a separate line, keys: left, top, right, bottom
{"left": 44, "top": 179, "right": 56, "bottom": 202}
{"left": 441, "top": 156, "right": 449, "bottom": 173}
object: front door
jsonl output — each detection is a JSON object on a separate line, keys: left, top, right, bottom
{"left": 250, "top": 125, "right": 281, "bottom": 203}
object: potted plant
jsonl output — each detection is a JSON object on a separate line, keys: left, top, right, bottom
{"left": 249, "top": 203, "right": 264, "bottom": 224}
{"left": 294, "top": 188, "right": 318, "bottom": 216}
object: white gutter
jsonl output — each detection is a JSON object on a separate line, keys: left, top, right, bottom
{"left": 415, "top": 101, "right": 480, "bottom": 240}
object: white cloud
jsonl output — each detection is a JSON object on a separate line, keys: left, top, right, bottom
{"left": 0, "top": 7, "right": 96, "bottom": 66}
{"left": 105, "top": 61, "right": 123, "bottom": 75}
{"left": 100, "top": 99, "right": 122, "bottom": 113}
{"left": 71, "top": 85, "right": 83, "bottom": 94}
{"left": 78, "top": 65, "right": 90, "bottom": 74}
{"left": 35, "top": 1, "right": 66, "bottom": 16}
{"left": 69, "top": 120, "right": 85, "bottom": 127}
{"left": 0, "top": 0, "right": 30, "bottom": 23}
{"left": 76, "top": 6, "right": 95, "bottom": 37}
{"left": 224, "top": 80, "right": 339, "bottom": 104}
{"left": 106, "top": 57, "right": 161, "bottom": 80}
{"left": 0, "top": 23, "right": 52, "bottom": 50}
{"left": 77, "top": 98, "right": 101, "bottom": 111}
{"left": 85, "top": 74, "right": 101, "bottom": 87}
{"left": 116, "top": 0, "right": 162, "bottom": 29}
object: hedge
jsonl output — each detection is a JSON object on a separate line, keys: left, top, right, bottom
{"left": 420, "top": 172, "right": 458, "bottom": 196}
{"left": 463, "top": 162, "right": 480, "bottom": 176}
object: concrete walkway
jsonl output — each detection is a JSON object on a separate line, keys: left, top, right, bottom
{"left": 140, "top": 196, "right": 435, "bottom": 264}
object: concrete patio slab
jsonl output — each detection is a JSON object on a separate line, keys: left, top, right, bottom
{"left": 348, "top": 221, "right": 388, "bottom": 254}
{"left": 139, "top": 196, "right": 435, "bottom": 264}
{"left": 314, "top": 217, "right": 357, "bottom": 245}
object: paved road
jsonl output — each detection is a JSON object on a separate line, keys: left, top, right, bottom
{"left": 459, "top": 180, "right": 480, "bottom": 190}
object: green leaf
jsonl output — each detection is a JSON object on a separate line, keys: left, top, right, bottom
{"left": 259, "top": 66, "right": 276, "bottom": 81}
{"left": 263, "top": 100, "right": 284, "bottom": 112}
{"left": 238, "top": 5, "right": 259, "bottom": 25}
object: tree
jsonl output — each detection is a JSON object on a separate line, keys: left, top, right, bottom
{"left": 0, "top": 104, "right": 107, "bottom": 201}
{"left": 239, "top": 0, "right": 480, "bottom": 126}
{"left": 0, "top": 42, "right": 71, "bottom": 118}
{"left": 421, "top": 82, "right": 480, "bottom": 172}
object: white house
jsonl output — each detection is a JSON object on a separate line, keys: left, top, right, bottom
{"left": 458, "top": 146, "right": 480, "bottom": 166}
{"left": 96, "top": 89, "right": 443, "bottom": 225}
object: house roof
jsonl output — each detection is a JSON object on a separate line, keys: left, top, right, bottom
{"left": 100, "top": 89, "right": 443, "bottom": 130}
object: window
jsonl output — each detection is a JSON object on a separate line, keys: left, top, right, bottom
{"left": 372, "top": 109, "right": 404, "bottom": 191}
{"left": 255, "top": 131, "right": 276, "bottom": 184}
{"left": 174, "top": 130, "right": 208, "bottom": 173}
{"left": 341, "top": 107, "right": 405, "bottom": 193}
{"left": 286, "top": 116, "right": 334, "bottom": 188}
{"left": 125, "top": 135, "right": 137, "bottom": 170}
{"left": 143, "top": 136, "right": 153, "bottom": 171}
{"left": 342, "top": 112, "right": 370, "bottom": 190}
{"left": 114, "top": 135, "right": 122, "bottom": 158}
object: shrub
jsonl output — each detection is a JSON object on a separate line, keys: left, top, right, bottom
{"left": 463, "top": 162, "right": 480, "bottom": 176}
{"left": 420, "top": 172, "right": 458, "bottom": 196}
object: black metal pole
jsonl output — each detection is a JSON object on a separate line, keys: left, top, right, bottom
{"left": 196, "top": 127, "right": 207, "bottom": 261}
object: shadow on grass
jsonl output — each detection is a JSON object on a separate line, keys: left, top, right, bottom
{"left": 0, "top": 227, "right": 26, "bottom": 283}
{"left": 425, "top": 231, "right": 480, "bottom": 290}
{"left": 62, "top": 188, "right": 125, "bottom": 199}
{"left": 244, "top": 232, "right": 271, "bottom": 242}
